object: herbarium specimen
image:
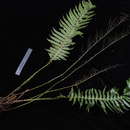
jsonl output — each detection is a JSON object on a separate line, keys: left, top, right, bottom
{"left": 0, "top": 0, "right": 130, "bottom": 113}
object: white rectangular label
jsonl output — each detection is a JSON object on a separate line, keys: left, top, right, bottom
{"left": 15, "top": 48, "right": 33, "bottom": 76}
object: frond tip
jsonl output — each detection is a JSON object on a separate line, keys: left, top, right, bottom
{"left": 68, "top": 82, "right": 130, "bottom": 113}
{"left": 47, "top": 0, "right": 95, "bottom": 61}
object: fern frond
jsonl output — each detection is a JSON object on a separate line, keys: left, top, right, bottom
{"left": 123, "top": 78, "right": 130, "bottom": 96}
{"left": 47, "top": 0, "right": 95, "bottom": 61}
{"left": 68, "top": 82, "right": 130, "bottom": 113}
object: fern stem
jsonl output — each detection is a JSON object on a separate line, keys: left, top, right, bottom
{"left": 12, "top": 95, "right": 66, "bottom": 110}
{"left": 44, "top": 65, "right": 120, "bottom": 94}
{"left": 36, "top": 64, "right": 120, "bottom": 96}
{"left": 14, "top": 95, "right": 66, "bottom": 104}
{"left": 9, "top": 60, "right": 52, "bottom": 95}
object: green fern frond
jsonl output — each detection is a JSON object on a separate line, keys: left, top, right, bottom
{"left": 126, "top": 78, "right": 130, "bottom": 88}
{"left": 47, "top": 0, "right": 95, "bottom": 61}
{"left": 123, "top": 78, "right": 130, "bottom": 96}
{"left": 68, "top": 82, "right": 130, "bottom": 113}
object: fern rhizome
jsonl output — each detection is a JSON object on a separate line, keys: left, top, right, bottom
{"left": 0, "top": 0, "right": 130, "bottom": 113}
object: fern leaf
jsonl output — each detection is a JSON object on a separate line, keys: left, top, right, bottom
{"left": 47, "top": 0, "right": 95, "bottom": 61}
{"left": 124, "top": 78, "right": 130, "bottom": 96}
{"left": 68, "top": 82, "right": 130, "bottom": 113}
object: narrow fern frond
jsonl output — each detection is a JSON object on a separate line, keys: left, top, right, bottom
{"left": 68, "top": 81, "right": 130, "bottom": 113}
{"left": 47, "top": 0, "right": 95, "bottom": 61}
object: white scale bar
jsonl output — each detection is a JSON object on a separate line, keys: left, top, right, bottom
{"left": 15, "top": 48, "right": 33, "bottom": 76}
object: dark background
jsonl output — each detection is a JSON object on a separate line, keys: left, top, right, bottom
{"left": 0, "top": 0, "right": 130, "bottom": 130}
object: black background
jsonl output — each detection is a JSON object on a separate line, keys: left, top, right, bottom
{"left": 0, "top": 0, "right": 130, "bottom": 130}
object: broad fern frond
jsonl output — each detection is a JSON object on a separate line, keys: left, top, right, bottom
{"left": 68, "top": 81, "right": 130, "bottom": 113}
{"left": 47, "top": 0, "right": 95, "bottom": 61}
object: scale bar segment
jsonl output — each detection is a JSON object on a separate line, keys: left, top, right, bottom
{"left": 15, "top": 48, "right": 33, "bottom": 76}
